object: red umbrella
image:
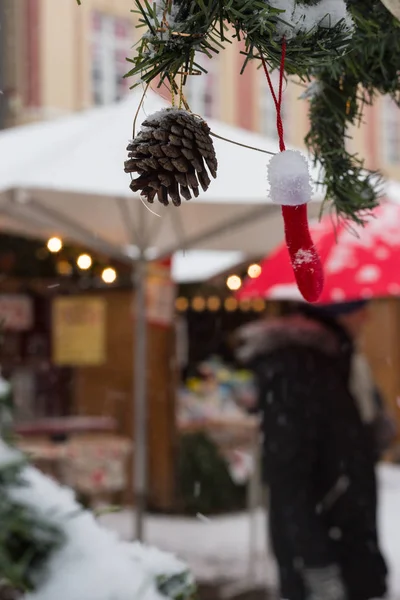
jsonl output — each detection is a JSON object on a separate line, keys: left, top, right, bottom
{"left": 237, "top": 201, "right": 400, "bottom": 304}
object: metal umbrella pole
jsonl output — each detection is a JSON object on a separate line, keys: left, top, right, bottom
{"left": 133, "top": 250, "right": 147, "bottom": 541}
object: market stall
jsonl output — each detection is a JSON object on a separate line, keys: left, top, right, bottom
{"left": 176, "top": 356, "right": 264, "bottom": 581}
{"left": 17, "top": 434, "right": 131, "bottom": 508}
{"left": 176, "top": 356, "right": 260, "bottom": 514}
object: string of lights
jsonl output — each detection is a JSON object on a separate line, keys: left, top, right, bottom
{"left": 46, "top": 237, "right": 117, "bottom": 284}
{"left": 226, "top": 263, "right": 262, "bottom": 292}
{"left": 175, "top": 295, "right": 266, "bottom": 313}
{"left": 176, "top": 261, "right": 265, "bottom": 313}
{"left": 47, "top": 236, "right": 264, "bottom": 308}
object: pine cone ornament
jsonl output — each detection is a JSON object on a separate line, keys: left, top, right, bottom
{"left": 124, "top": 109, "right": 218, "bottom": 206}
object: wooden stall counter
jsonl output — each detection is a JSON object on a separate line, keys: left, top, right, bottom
{"left": 15, "top": 416, "right": 117, "bottom": 437}
{"left": 16, "top": 433, "right": 131, "bottom": 508}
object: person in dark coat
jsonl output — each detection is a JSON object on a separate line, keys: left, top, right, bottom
{"left": 236, "top": 300, "right": 388, "bottom": 600}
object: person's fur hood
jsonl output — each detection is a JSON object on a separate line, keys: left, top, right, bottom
{"left": 235, "top": 313, "right": 342, "bottom": 364}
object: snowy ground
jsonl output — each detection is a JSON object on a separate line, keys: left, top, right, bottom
{"left": 378, "top": 464, "right": 400, "bottom": 599}
{"left": 100, "top": 463, "right": 400, "bottom": 599}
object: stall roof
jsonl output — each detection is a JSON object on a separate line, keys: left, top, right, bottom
{"left": 171, "top": 250, "right": 244, "bottom": 283}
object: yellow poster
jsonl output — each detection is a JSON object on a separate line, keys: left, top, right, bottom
{"left": 52, "top": 296, "right": 106, "bottom": 366}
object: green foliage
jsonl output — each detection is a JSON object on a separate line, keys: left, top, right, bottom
{"left": 229, "top": 0, "right": 351, "bottom": 77}
{"left": 178, "top": 432, "right": 245, "bottom": 515}
{"left": 0, "top": 380, "right": 14, "bottom": 445}
{"left": 157, "top": 571, "right": 197, "bottom": 600}
{"left": 126, "top": 0, "right": 225, "bottom": 88}
{"left": 0, "top": 460, "right": 64, "bottom": 592}
{"left": 306, "top": 1, "right": 400, "bottom": 220}
{"left": 0, "top": 379, "right": 62, "bottom": 593}
{"left": 0, "top": 390, "right": 197, "bottom": 600}
{"left": 126, "top": 0, "right": 352, "bottom": 86}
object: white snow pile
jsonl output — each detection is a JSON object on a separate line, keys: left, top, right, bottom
{"left": 99, "top": 464, "right": 400, "bottom": 598}
{"left": 299, "top": 80, "right": 324, "bottom": 100}
{"left": 268, "top": 0, "right": 354, "bottom": 40}
{"left": 146, "top": 1, "right": 186, "bottom": 41}
{"left": 0, "top": 374, "right": 11, "bottom": 397}
{"left": 0, "top": 437, "right": 21, "bottom": 467}
{"left": 2, "top": 444, "right": 193, "bottom": 600}
{"left": 139, "top": 108, "right": 189, "bottom": 127}
{"left": 130, "top": 108, "right": 204, "bottom": 143}
{"left": 267, "top": 149, "right": 313, "bottom": 206}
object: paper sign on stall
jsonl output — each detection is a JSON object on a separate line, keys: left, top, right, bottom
{"left": 0, "top": 295, "right": 33, "bottom": 331}
{"left": 52, "top": 296, "right": 106, "bottom": 366}
{"left": 145, "top": 276, "right": 175, "bottom": 327}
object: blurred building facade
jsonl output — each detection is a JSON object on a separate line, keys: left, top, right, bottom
{"left": 0, "top": 0, "right": 236, "bottom": 128}
{"left": 0, "top": 0, "right": 136, "bottom": 126}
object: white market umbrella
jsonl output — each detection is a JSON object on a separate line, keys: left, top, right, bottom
{"left": 172, "top": 250, "right": 245, "bottom": 283}
{"left": 0, "top": 88, "right": 323, "bottom": 257}
{"left": 0, "top": 88, "right": 323, "bottom": 539}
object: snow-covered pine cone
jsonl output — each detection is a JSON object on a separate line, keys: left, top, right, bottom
{"left": 124, "top": 108, "right": 218, "bottom": 206}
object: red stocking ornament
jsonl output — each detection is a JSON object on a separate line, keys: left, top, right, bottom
{"left": 262, "top": 41, "right": 324, "bottom": 303}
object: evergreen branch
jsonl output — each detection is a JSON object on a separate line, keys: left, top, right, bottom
{"left": 227, "top": 1, "right": 352, "bottom": 76}
{"left": 0, "top": 461, "right": 64, "bottom": 592}
{"left": 306, "top": 74, "right": 381, "bottom": 223}
{"left": 126, "top": 0, "right": 353, "bottom": 89}
{"left": 0, "top": 384, "right": 63, "bottom": 593}
{"left": 305, "top": 0, "right": 400, "bottom": 221}
{"left": 157, "top": 571, "right": 197, "bottom": 600}
{"left": 127, "top": 0, "right": 225, "bottom": 88}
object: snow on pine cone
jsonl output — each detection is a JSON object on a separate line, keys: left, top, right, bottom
{"left": 124, "top": 108, "right": 218, "bottom": 206}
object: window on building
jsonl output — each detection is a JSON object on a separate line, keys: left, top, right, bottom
{"left": 184, "top": 54, "right": 218, "bottom": 119}
{"left": 91, "top": 12, "right": 132, "bottom": 106}
{"left": 259, "top": 72, "right": 287, "bottom": 141}
{"left": 381, "top": 97, "right": 400, "bottom": 166}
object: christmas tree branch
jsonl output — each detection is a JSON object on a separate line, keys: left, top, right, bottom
{"left": 305, "top": 0, "right": 400, "bottom": 221}
{"left": 229, "top": 0, "right": 352, "bottom": 76}
{"left": 306, "top": 74, "right": 382, "bottom": 223}
{"left": 0, "top": 384, "right": 63, "bottom": 593}
{"left": 126, "top": 0, "right": 226, "bottom": 88}
{"left": 126, "top": 0, "right": 353, "bottom": 88}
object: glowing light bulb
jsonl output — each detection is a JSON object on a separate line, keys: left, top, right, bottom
{"left": 191, "top": 296, "right": 206, "bottom": 312}
{"left": 102, "top": 267, "right": 117, "bottom": 283}
{"left": 77, "top": 253, "right": 92, "bottom": 270}
{"left": 248, "top": 263, "right": 262, "bottom": 279}
{"left": 47, "top": 237, "right": 62, "bottom": 253}
{"left": 225, "top": 297, "right": 238, "bottom": 312}
{"left": 57, "top": 260, "right": 72, "bottom": 276}
{"left": 226, "top": 275, "right": 242, "bottom": 291}
{"left": 240, "top": 299, "right": 252, "bottom": 312}
{"left": 253, "top": 298, "right": 266, "bottom": 312}
{"left": 207, "top": 296, "right": 221, "bottom": 311}
{"left": 175, "top": 297, "right": 189, "bottom": 312}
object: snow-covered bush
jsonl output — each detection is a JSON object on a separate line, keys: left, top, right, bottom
{"left": 0, "top": 378, "right": 196, "bottom": 600}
